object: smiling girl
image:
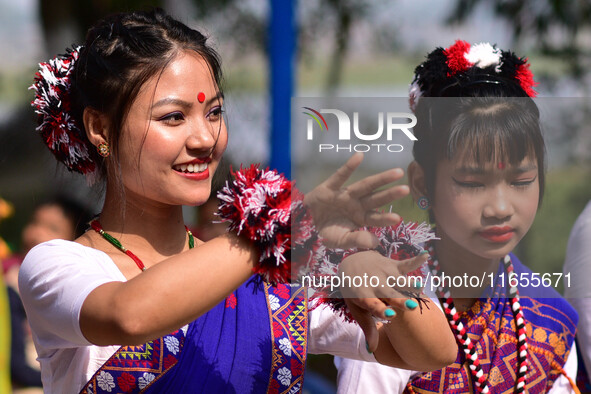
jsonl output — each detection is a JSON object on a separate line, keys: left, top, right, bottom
{"left": 336, "top": 41, "right": 579, "bottom": 393}
{"left": 18, "top": 9, "right": 456, "bottom": 393}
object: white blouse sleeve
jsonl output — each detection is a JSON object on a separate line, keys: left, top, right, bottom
{"left": 18, "top": 239, "right": 125, "bottom": 350}
{"left": 308, "top": 304, "right": 377, "bottom": 363}
{"left": 548, "top": 342, "right": 578, "bottom": 393}
{"left": 335, "top": 355, "right": 412, "bottom": 394}
{"left": 331, "top": 288, "right": 441, "bottom": 394}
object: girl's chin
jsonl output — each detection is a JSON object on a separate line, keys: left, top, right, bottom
{"left": 174, "top": 187, "right": 212, "bottom": 206}
{"left": 163, "top": 193, "right": 210, "bottom": 207}
{"left": 473, "top": 246, "right": 515, "bottom": 261}
{"left": 184, "top": 195, "right": 212, "bottom": 207}
{"left": 471, "top": 234, "right": 520, "bottom": 255}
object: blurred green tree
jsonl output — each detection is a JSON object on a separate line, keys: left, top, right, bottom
{"left": 300, "top": 0, "right": 386, "bottom": 94}
{"left": 189, "top": 0, "right": 387, "bottom": 94}
{"left": 39, "top": 0, "right": 389, "bottom": 94}
{"left": 316, "top": 0, "right": 374, "bottom": 94}
{"left": 39, "top": 0, "right": 162, "bottom": 56}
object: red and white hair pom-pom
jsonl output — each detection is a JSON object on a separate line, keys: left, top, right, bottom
{"left": 30, "top": 46, "right": 99, "bottom": 184}
{"left": 309, "top": 221, "right": 438, "bottom": 323}
{"left": 217, "top": 165, "right": 318, "bottom": 285}
{"left": 409, "top": 40, "right": 538, "bottom": 112}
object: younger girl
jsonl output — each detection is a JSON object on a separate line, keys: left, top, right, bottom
{"left": 337, "top": 41, "right": 579, "bottom": 393}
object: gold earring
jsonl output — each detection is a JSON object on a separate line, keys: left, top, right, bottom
{"left": 97, "top": 142, "right": 110, "bottom": 158}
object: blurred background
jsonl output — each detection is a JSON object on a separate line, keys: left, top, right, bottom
{"left": 1, "top": 0, "right": 591, "bottom": 392}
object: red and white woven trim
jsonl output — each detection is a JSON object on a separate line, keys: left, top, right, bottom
{"left": 428, "top": 249, "right": 528, "bottom": 393}
{"left": 505, "top": 255, "right": 529, "bottom": 391}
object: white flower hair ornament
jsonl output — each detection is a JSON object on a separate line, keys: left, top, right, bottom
{"left": 409, "top": 40, "right": 537, "bottom": 112}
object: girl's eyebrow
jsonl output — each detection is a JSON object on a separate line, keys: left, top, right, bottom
{"left": 512, "top": 164, "right": 538, "bottom": 173}
{"left": 205, "top": 92, "right": 224, "bottom": 106}
{"left": 152, "top": 92, "right": 223, "bottom": 110}
{"left": 455, "top": 166, "right": 485, "bottom": 175}
{"left": 455, "top": 163, "right": 537, "bottom": 174}
{"left": 152, "top": 97, "right": 193, "bottom": 109}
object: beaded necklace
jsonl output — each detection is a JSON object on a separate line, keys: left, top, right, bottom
{"left": 90, "top": 219, "right": 194, "bottom": 271}
{"left": 427, "top": 247, "right": 528, "bottom": 394}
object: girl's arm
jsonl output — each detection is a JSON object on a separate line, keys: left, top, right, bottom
{"left": 341, "top": 251, "right": 457, "bottom": 371}
{"left": 79, "top": 154, "right": 409, "bottom": 346}
{"left": 372, "top": 303, "right": 457, "bottom": 371}
{"left": 79, "top": 232, "right": 257, "bottom": 345}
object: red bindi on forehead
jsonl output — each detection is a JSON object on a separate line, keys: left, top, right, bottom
{"left": 197, "top": 92, "right": 205, "bottom": 103}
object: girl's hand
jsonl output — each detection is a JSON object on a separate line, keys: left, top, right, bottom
{"left": 339, "top": 250, "right": 429, "bottom": 352}
{"left": 304, "top": 153, "right": 409, "bottom": 249}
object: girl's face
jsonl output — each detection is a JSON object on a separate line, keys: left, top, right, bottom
{"left": 431, "top": 153, "right": 539, "bottom": 260}
{"left": 117, "top": 51, "right": 227, "bottom": 207}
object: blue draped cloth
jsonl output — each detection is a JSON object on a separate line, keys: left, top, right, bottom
{"left": 81, "top": 276, "right": 307, "bottom": 393}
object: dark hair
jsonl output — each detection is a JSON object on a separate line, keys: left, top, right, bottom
{"left": 417, "top": 69, "right": 532, "bottom": 100}
{"left": 70, "top": 8, "right": 223, "bottom": 184}
{"left": 412, "top": 80, "right": 546, "bottom": 207}
{"left": 35, "top": 196, "right": 93, "bottom": 238}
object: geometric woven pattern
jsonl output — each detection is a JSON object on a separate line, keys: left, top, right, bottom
{"left": 79, "top": 325, "right": 187, "bottom": 393}
{"left": 405, "top": 296, "right": 577, "bottom": 393}
{"left": 265, "top": 284, "right": 308, "bottom": 394}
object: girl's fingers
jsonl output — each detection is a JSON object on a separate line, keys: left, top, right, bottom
{"left": 376, "top": 284, "right": 423, "bottom": 311}
{"left": 346, "top": 301, "right": 380, "bottom": 353}
{"left": 322, "top": 153, "right": 364, "bottom": 190}
{"left": 335, "top": 230, "right": 379, "bottom": 250}
{"left": 350, "top": 297, "right": 392, "bottom": 321}
{"left": 360, "top": 185, "right": 410, "bottom": 210}
{"left": 363, "top": 211, "right": 402, "bottom": 228}
{"left": 381, "top": 296, "right": 424, "bottom": 312}
{"left": 365, "top": 253, "right": 428, "bottom": 301}
{"left": 396, "top": 252, "right": 430, "bottom": 276}
{"left": 347, "top": 168, "right": 405, "bottom": 199}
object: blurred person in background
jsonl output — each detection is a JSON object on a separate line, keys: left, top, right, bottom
{"left": 3, "top": 196, "right": 90, "bottom": 392}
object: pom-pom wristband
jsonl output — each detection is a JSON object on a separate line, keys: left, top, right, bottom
{"left": 217, "top": 165, "right": 319, "bottom": 285}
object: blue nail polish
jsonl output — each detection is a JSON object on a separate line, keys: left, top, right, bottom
{"left": 365, "top": 341, "right": 373, "bottom": 354}
{"left": 405, "top": 299, "right": 418, "bottom": 310}
{"left": 419, "top": 250, "right": 428, "bottom": 255}
{"left": 414, "top": 278, "right": 423, "bottom": 289}
{"left": 385, "top": 308, "right": 396, "bottom": 318}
